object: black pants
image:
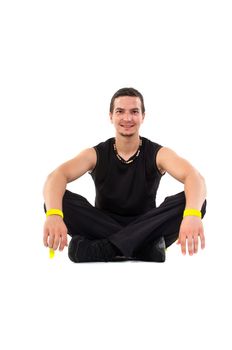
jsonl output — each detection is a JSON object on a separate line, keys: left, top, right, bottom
{"left": 45, "top": 190, "right": 206, "bottom": 258}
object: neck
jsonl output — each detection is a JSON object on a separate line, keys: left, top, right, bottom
{"left": 114, "top": 133, "right": 141, "bottom": 155}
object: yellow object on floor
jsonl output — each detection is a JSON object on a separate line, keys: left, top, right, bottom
{"left": 49, "top": 248, "right": 55, "bottom": 259}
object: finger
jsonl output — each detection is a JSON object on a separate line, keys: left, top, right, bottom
{"left": 193, "top": 235, "right": 199, "bottom": 254}
{"left": 43, "top": 227, "right": 49, "bottom": 247}
{"left": 181, "top": 236, "right": 187, "bottom": 255}
{"left": 59, "top": 236, "right": 65, "bottom": 251}
{"left": 53, "top": 234, "right": 60, "bottom": 250}
{"left": 59, "top": 234, "right": 68, "bottom": 251}
{"left": 187, "top": 235, "right": 194, "bottom": 256}
{"left": 199, "top": 229, "right": 205, "bottom": 249}
{"left": 48, "top": 234, "right": 55, "bottom": 248}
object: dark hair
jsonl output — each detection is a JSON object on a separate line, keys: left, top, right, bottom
{"left": 109, "top": 87, "right": 145, "bottom": 114}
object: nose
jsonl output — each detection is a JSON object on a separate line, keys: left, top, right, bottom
{"left": 123, "top": 112, "right": 132, "bottom": 121}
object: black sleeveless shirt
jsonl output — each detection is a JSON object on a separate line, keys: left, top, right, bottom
{"left": 89, "top": 136, "right": 165, "bottom": 216}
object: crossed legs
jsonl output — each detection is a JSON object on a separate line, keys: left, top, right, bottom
{"left": 56, "top": 190, "right": 206, "bottom": 258}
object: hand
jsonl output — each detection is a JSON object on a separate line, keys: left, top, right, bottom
{"left": 177, "top": 216, "right": 205, "bottom": 255}
{"left": 43, "top": 215, "right": 68, "bottom": 251}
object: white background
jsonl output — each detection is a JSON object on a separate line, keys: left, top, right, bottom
{"left": 1, "top": 0, "right": 231, "bottom": 349}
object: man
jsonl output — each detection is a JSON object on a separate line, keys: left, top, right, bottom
{"left": 43, "top": 87, "right": 207, "bottom": 263}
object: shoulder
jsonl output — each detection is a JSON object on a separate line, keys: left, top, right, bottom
{"left": 82, "top": 147, "right": 98, "bottom": 172}
{"left": 89, "top": 138, "right": 113, "bottom": 174}
{"left": 93, "top": 137, "right": 114, "bottom": 151}
{"left": 156, "top": 146, "right": 181, "bottom": 164}
{"left": 156, "top": 147, "right": 176, "bottom": 173}
{"left": 156, "top": 146, "right": 197, "bottom": 181}
{"left": 142, "top": 138, "right": 178, "bottom": 176}
{"left": 142, "top": 137, "right": 163, "bottom": 151}
{"left": 142, "top": 137, "right": 165, "bottom": 175}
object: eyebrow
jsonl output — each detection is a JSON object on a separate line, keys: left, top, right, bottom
{"left": 115, "top": 107, "right": 140, "bottom": 112}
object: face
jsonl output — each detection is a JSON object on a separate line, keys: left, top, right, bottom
{"left": 110, "top": 96, "right": 145, "bottom": 137}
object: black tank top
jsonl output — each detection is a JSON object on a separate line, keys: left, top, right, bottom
{"left": 89, "top": 136, "right": 165, "bottom": 216}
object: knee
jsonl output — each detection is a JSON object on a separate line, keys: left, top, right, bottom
{"left": 63, "top": 190, "right": 89, "bottom": 203}
{"left": 62, "top": 190, "right": 92, "bottom": 210}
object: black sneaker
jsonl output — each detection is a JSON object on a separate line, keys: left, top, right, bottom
{"left": 68, "top": 235, "right": 127, "bottom": 263}
{"left": 133, "top": 236, "right": 166, "bottom": 262}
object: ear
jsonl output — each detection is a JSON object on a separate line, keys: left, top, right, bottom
{"left": 141, "top": 113, "right": 145, "bottom": 123}
{"left": 109, "top": 113, "right": 113, "bottom": 123}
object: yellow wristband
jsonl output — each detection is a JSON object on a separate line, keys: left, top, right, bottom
{"left": 183, "top": 209, "right": 202, "bottom": 219}
{"left": 46, "top": 208, "right": 64, "bottom": 219}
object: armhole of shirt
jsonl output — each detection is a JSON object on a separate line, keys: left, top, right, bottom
{"left": 154, "top": 145, "right": 166, "bottom": 176}
{"left": 88, "top": 146, "right": 98, "bottom": 175}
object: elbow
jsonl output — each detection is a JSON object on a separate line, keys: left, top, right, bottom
{"left": 190, "top": 168, "right": 205, "bottom": 181}
{"left": 196, "top": 171, "right": 207, "bottom": 198}
{"left": 197, "top": 171, "right": 206, "bottom": 184}
{"left": 47, "top": 168, "right": 67, "bottom": 180}
{"left": 186, "top": 169, "right": 204, "bottom": 181}
{"left": 43, "top": 169, "right": 67, "bottom": 194}
{"left": 201, "top": 174, "right": 207, "bottom": 197}
{"left": 185, "top": 170, "right": 207, "bottom": 196}
{"left": 44, "top": 170, "right": 56, "bottom": 185}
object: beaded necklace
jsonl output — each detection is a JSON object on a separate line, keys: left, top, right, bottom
{"left": 113, "top": 138, "right": 142, "bottom": 164}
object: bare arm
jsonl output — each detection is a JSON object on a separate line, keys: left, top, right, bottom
{"left": 43, "top": 147, "right": 96, "bottom": 251}
{"left": 43, "top": 147, "right": 96, "bottom": 209}
{"left": 157, "top": 147, "right": 207, "bottom": 207}
{"left": 184, "top": 171, "right": 206, "bottom": 210}
{"left": 43, "top": 170, "right": 67, "bottom": 212}
{"left": 156, "top": 147, "right": 207, "bottom": 255}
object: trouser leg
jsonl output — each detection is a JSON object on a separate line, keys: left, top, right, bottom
{"left": 44, "top": 190, "right": 206, "bottom": 259}
{"left": 58, "top": 190, "right": 125, "bottom": 241}
{"left": 109, "top": 191, "right": 207, "bottom": 257}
